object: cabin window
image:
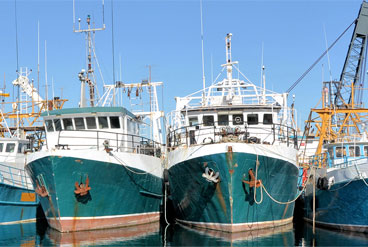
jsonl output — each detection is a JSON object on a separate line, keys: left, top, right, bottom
{"left": 110, "top": 117, "right": 120, "bottom": 129}
{"left": 335, "top": 146, "right": 346, "bottom": 158}
{"left": 365, "top": 146, "right": 368, "bottom": 156}
{"left": 247, "top": 114, "right": 258, "bottom": 125}
{"left": 263, "top": 114, "right": 273, "bottom": 125}
{"left": 218, "top": 115, "right": 229, "bottom": 126}
{"left": 189, "top": 117, "right": 198, "bottom": 126}
{"left": 74, "top": 118, "right": 85, "bottom": 130}
{"left": 54, "top": 119, "right": 62, "bottom": 131}
{"left": 233, "top": 114, "right": 244, "bottom": 125}
{"left": 63, "top": 118, "right": 73, "bottom": 130}
{"left": 98, "top": 117, "right": 109, "bottom": 129}
{"left": 203, "top": 115, "right": 214, "bottom": 126}
{"left": 349, "top": 146, "right": 360, "bottom": 157}
{"left": 5, "top": 143, "right": 15, "bottom": 153}
{"left": 45, "top": 120, "right": 54, "bottom": 132}
{"left": 86, "top": 117, "right": 97, "bottom": 129}
{"left": 0, "top": 143, "right": 3, "bottom": 152}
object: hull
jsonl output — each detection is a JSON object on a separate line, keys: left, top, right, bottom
{"left": 304, "top": 166, "right": 368, "bottom": 232}
{"left": 26, "top": 149, "right": 163, "bottom": 232}
{"left": 0, "top": 182, "right": 38, "bottom": 224}
{"left": 167, "top": 143, "right": 298, "bottom": 232}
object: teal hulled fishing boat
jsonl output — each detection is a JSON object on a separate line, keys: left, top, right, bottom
{"left": 165, "top": 34, "right": 299, "bottom": 232}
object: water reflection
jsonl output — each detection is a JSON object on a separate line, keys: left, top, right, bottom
{"left": 43, "top": 221, "right": 161, "bottom": 246}
{"left": 1, "top": 218, "right": 368, "bottom": 246}
{"left": 300, "top": 222, "right": 368, "bottom": 246}
{"left": 0, "top": 223, "right": 37, "bottom": 246}
{"left": 165, "top": 223, "right": 294, "bottom": 246}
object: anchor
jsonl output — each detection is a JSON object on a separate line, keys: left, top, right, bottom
{"left": 35, "top": 180, "right": 48, "bottom": 197}
{"left": 242, "top": 169, "right": 262, "bottom": 188}
{"left": 74, "top": 176, "right": 91, "bottom": 196}
{"left": 202, "top": 167, "right": 220, "bottom": 183}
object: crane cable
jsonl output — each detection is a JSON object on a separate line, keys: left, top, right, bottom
{"left": 286, "top": 19, "right": 356, "bottom": 94}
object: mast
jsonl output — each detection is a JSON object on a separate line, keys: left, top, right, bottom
{"left": 221, "top": 33, "right": 239, "bottom": 97}
{"left": 73, "top": 0, "right": 105, "bottom": 107}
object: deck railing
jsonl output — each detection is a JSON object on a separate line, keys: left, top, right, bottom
{"left": 54, "top": 129, "right": 162, "bottom": 158}
{"left": 0, "top": 163, "right": 33, "bottom": 189}
{"left": 167, "top": 120, "right": 297, "bottom": 149}
{"left": 307, "top": 152, "right": 368, "bottom": 169}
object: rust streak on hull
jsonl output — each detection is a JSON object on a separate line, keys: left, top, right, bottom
{"left": 215, "top": 183, "right": 228, "bottom": 219}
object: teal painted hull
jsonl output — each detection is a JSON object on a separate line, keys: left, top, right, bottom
{"left": 26, "top": 155, "right": 162, "bottom": 232}
{"left": 0, "top": 183, "right": 38, "bottom": 224}
{"left": 168, "top": 151, "right": 298, "bottom": 231}
{"left": 304, "top": 179, "right": 368, "bottom": 232}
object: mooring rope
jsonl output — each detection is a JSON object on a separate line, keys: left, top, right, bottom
{"left": 254, "top": 156, "right": 311, "bottom": 205}
{"left": 254, "top": 154, "right": 263, "bottom": 204}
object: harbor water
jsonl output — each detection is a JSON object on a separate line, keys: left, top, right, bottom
{"left": 2, "top": 212, "right": 368, "bottom": 246}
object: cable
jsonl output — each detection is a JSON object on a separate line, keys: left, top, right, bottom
{"left": 286, "top": 19, "right": 356, "bottom": 94}
{"left": 111, "top": 0, "right": 116, "bottom": 88}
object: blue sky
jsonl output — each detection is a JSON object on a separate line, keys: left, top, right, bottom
{"left": 0, "top": 0, "right": 365, "bottom": 127}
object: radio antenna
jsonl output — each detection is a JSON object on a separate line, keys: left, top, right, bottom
{"left": 73, "top": 0, "right": 106, "bottom": 107}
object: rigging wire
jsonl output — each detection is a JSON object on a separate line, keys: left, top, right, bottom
{"left": 111, "top": 0, "right": 116, "bottom": 90}
{"left": 286, "top": 19, "right": 356, "bottom": 94}
{"left": 14, "top": 0, "right": 19, "bottom": 105}
{"left": 200, "top": 0, "right": 206, "bottom": 103}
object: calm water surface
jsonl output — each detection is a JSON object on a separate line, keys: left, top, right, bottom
{"left": 2, "top": 219, "right": 368, "bottom": 246}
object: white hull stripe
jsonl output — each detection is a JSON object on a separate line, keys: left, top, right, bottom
{"left": 0, "top": 218, "right": 36, "bottom": 225}
{"left": 304, "top": 218, "right": 368, "bottom": 229}
{"left": 168, "top": 143, "right": 298, "bottom": 170}
{"left": 27, "top": 149, "right": 163, "bottom": 178}
{"left": 177, "top": 216, "right": 293, "bottom": 228}
{"left": 47, "top": 211, "right": 160, "bottom": 221}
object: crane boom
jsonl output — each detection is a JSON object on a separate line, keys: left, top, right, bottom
{"left": 335, "top": 1, "right": 368, "bottom": 108}
{"left": 12, "top": 75, "right": 44, "bottom": 104}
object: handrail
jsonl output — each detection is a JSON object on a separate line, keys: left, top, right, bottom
{"left": 54, "top": 129, "right": 163, "bottom": 158}
{"left": 167, "top": 120, "right": 297, "bottom": 149}
{"left": 0, "top": 163, "right": 32, "bottom": 189}
{"left": 306, "top": 151, "right": 368, "bottom": 169}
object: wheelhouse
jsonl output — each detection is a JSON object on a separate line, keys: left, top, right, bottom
{"left": 42, "top": 107, "right": 160, "bottom": 156}
{"left": 168, "top": 104, "right": 297, "bottom": 148}
{"left": 325, "top": 142, "right": 368, "bottom": 167}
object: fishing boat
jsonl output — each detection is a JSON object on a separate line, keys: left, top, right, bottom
{"left": 0, "top": 137, "right": 37, "bottom": 224}
{"left": 165, "top": 33, "right": 299, "bottom": 232}
{"left": 0, "top": 68, "right": 66, "bottom": 224}
{"left": 304, "top": 137, "right": 368, "bottom": 232}
{"left": 302, "top": 1, "right": 368, "bottom": 232}
{"left": 25, "top": 14, "right": 164, "bottom": 232}
{"left": 26, "top": 103, "right": 164, "bottom": 232}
